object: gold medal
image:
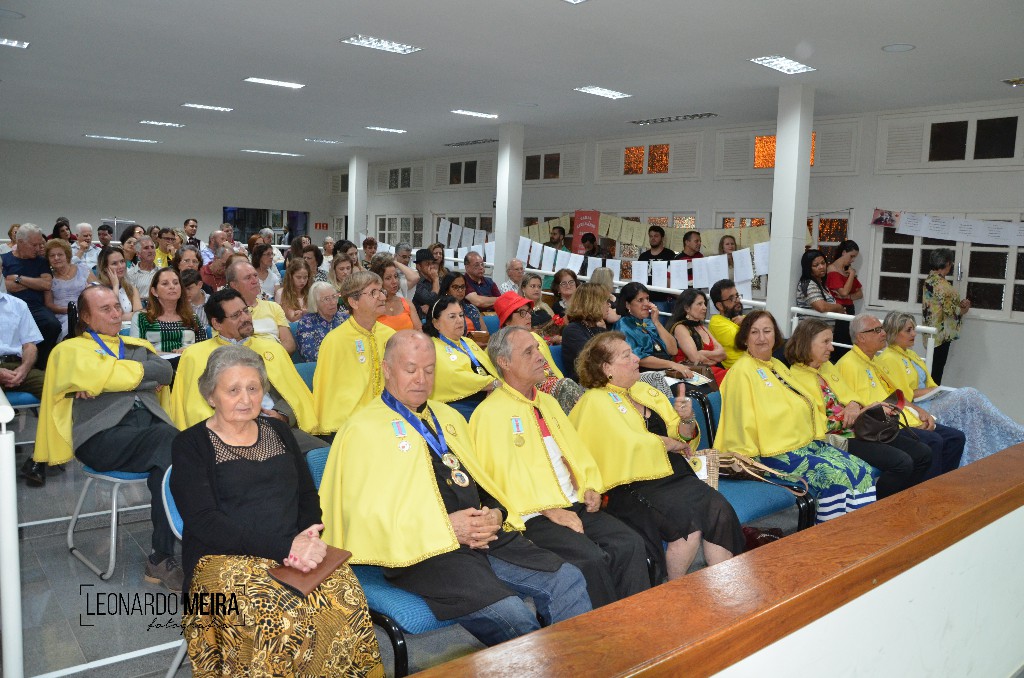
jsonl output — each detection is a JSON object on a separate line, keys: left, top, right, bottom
{"left": 513, "top": 434, "right": 525, "bottom": 447}
{"left": 444, "top": 423, "right": 457, "bottom": 436}
{"left": 358, "top": 355, "right": 366, "bottom": 363}
{"left": 617, "top": 405, "right": 628, "bottom": 414}
{"left": 398, "top": 440, "right": 411, "bottom": 452}
{"left": 449, "top": 354, "right": 458, "bottom": 361}
{"left": 451, "top": 470, "right": 470, "bottom": 487}
{"left": 263, "top": 351, "right": 274, "bottom": 362}
{"left": 648, "top": 388, "right": 659, "bottom": 397}
{"left": 441, "top": 453, "right": 460, "bottom": 469}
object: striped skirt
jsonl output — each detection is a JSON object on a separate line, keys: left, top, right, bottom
{"left": 184, "top": 555, "right": 383, "bottom": 678}
{"left": 758, "top": 440, "right": 876, "bottom": 523}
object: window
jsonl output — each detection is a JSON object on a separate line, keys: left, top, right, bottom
{"left": 869, "top": 213, "right": 1024, "bottom": 322}
{"left": 448, "top": 160, "right": 478, "bottom": 186}
{"left": 717, "top": 214, "right": 768, "bottom": 229}
{"left": 623, "top": 144, "right": 670, "bottom": 175}
{"left": 974, "top": 117, "right": 1018, "bottom": 160}
{"left": 375, "top": 215, "right": 425, "bottom": 246}
{"left": 525, "top": 153, "right": 561, "bottom": 181}
{"left": 436, "top": 213, "right": 494, "bottom": 242}
{"left": 753, "top": 133, "right": 816, "bottom": 168}
{"left": 807, "top": 214, "right": 850, "bottom": 260}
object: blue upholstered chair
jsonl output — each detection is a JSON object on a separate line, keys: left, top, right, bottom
{"left": 548, "top": 344, "right": 565, "bottom": 374}
{"left": 305, "top": 447, "right": 454, "bottom": 677}
{"left": 294, "top": 362, "right": 316, "bottom": 392}
{"left": 67, "top": 466, "right": 150, "bottom": 579}
{"left": 482, "top": 314, "right": 500, "bottom": 335}
{"left": 161, "top": 467, "right": 189, "bottom": 678}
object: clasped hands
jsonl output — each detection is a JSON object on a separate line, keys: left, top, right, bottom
{"left": 450, "top": 506, "right": 503, "bottom": 549}
{"left": 285, "top": 523, "right": 327, "bottom": 572}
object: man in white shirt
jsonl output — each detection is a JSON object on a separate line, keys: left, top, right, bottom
{"left": 499, "top": 259, "right": 525, "bottom": 295}
{"left": 221, "top": 223, "right": 244, "bottom": 253}
{"left": 0, "top": 259, "right": 45, "bottom": 398}
{"left": 126, "top": 235, "right": 158, "bottom": 298}
{"left": 71, "top": 223, "right": 99, "bottom": 269}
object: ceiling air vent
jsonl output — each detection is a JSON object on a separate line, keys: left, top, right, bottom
{"left": 444, "top": 138, "right": 498, "bottom": 147}
{"left": 629, "top": 113, "right": 718, "bottom": 126}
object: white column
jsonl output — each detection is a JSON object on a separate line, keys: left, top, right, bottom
{"left": 766, "top": 84, "right": 814, "bottom": 325}
{"left": 493, "top": 123, "right": 525, "bottom": 282}
{"left": 347, "top": 153, "right": 369, "bottom": 243}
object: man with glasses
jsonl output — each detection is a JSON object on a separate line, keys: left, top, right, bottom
{"left": 499, "top": 258, "right": 525, "bottom": 295}
{"left": 708, "top": 278, "right": 746, "bottom": 369}
{"left": 154, "top": 227, "right": 178, "bottom": 268}
{"left": 226, "top": 260, "right": 296, "bottom": 354}
{"left": 463, "top": 251, "right": 500, "bottom": 311}
{"left": 169, "top": 288, "right": 323, "bottom": 451}
{"left": 837, "top": 313, "right": 965, "bottom": 479}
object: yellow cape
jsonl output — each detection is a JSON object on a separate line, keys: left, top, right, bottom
{"left": 169, "top": 335, "right": 320, "bottom": 433}
{"left": 319, "top": 397, "right": 523, "bottom": 566}
{"left": 35, "top": 334, "right": 170, "bottom": 465}
{"left": 876, "top": 345, "right": 936, "bottom": 402}
{"left": 717, "top": 354, "right": 825, "bottom": 457}
{"left": 429, "top": 336, "right": 498, "bottom": 403}
{"left": 788, "top": 361, "right": 862, "bottom": 417}
{"left": 313, "top": 319, "right": 395, "bottom": 433}
{"left": 836, "top": 346, "right": 922, "bottom": 426}
{"left": 467, "top": 385, "right": 604, "bottom": 518}
{"left": 534, "top": 332, "right": 564, "bottom": 379}
{"left": 569, "top": 382, "right": 700, "bottom": 490}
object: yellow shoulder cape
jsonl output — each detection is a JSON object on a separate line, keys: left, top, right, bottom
{"left": 788, "top": 361, "right": 861, "bottom": 415}
{"left": 170, "top": 335, "right": 319, "bottom": 432}
{"left": 35, "top": 334, "right": 169, "bottom": 465}
{"left": 313, "top": 319, "right": 395, "bottom": 432}
{"left": 429, "top": 336, "right": 497, "bottom": 403}
{"left": 467, "top": 385, "right": 604, "bottom": 518}
{"left": 876, "top": 345, "right": 936, "bottom": 402}
{"left": 569, "top": 382, "right": 700, "bottom": 489}
{"left": 837, "top": 346, "right": 921, "bottom": 425}
{"left": 319, "top": 397, "right": 523, "bottom": 566}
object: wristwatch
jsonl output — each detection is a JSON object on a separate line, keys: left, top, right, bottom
{"left": 14, "top": 275, "right": 21, "bottom": 285}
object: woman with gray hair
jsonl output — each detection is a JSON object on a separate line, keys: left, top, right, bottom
{"left": 295, "top": 281, "right": 348, "bottom": 362}
{"left": 877, "top": 311, "right": 1024, "bottom": 466}
{"left": 171, "top": 344, "right": 383, "bottom": 677}
{"left": 921, "top": 247, "right": 970, "bottom": 382}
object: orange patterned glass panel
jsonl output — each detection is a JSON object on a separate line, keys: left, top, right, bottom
{"left": 750, "top": 218, "right": 766, "bottom": 228}
{"left": 647, "top": 144, "right": 670, "bottom": 174}
{"left": 721, "top": 218, "right": 736, "bottom": 229}
{"left": 818, "top": 218, "right": 848, "bottom": 243}
{"left": 674, "top": 215, "right": 696, "bottom": 229}
{"left": 753, "top": 133, "right": 816, "bottom": 168}
{"left": 624, "top": 146, "right": 644, "bottom": 175}
{"left": 647, "top": 217, "right": 669, "bottom": 229}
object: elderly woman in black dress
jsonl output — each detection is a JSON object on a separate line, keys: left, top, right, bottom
{"left": 171, "top": 344, "right": 382, "bottom": 677}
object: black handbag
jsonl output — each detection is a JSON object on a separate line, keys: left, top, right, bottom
{"left": 852, "top": 391, "right": 911, "bottom": 444}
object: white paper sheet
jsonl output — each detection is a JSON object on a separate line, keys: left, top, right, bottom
{"left": 736, "top": 279, "right": 753, "bottom": 302}
{"left": 567, "top": 253, "right": 585, "bottom": 274}
{"left": 516, "top": 236, "right": 532, "bottom": 262}
{"left": 379, "top": 242, "right": 394, "bottom": 254}
{"left": 732, "top": 248, "right": 754, "bottom": 282}
{"left": 669, "top": 260, "right": 688, "bottom": 289}
{"left": 437, "top": 219, "right": 452, "bottom": 248}
{"left": 896, "top": 212, "right": 925, "bottom": 237}
{"left": 444, "top": 248, "right": 455, "bottom": 264}
{"left": 541, "top": 246, "right": 557, "bottom": 273}
{"left": 528, "top": 241, "right": 543, "bottom": 268}
{"left": 753, "top": 242, "right": 771, "bottom": 276}
{"left": 925, "top": 215, "right": 953, "bottom": 240}
{"left": 456, "top": 247, "right": 469, "bottom": 261}
{"left": 449, "top": 225, "right": 464, "bottom": 251}
{"left": 586, "top": 256, "right": 604, "bottom": 276}
{"left": 554, "top": 249, "right": 571, "bottom": 271}
{"left": 460, "top": 227, "right": 476, "bottom": 249}
{"left": 469, "top": 244, "right": 484, "bottom": 258}
{"left": 650, "top": 260, "right": 668, "bottom": 289}
{"left": 605, "top": 259, "right": 621, "bottom": 282}
{"left": 631, "top": 260, "right": 649, "bottom": 284}
{"left": 690, "top": 257, "right": 711, "bottom": 289}
{"left": 473, "top": 229, "right": 487, "bottom": 246}
{"left": 484, "top": 241, "right": 496, "bottom": 262}
{"left": 702, "top": 255, "right": 729, "bottom": 288}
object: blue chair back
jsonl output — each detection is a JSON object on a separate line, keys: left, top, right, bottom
{"left": 548, "top": 344, "right": 565, "bottom": 374}
{"left": 482, "top": 314, "right": 500, "bottom": 334}
{"left": 690, "top": 395, "right": 712, "bottom": 451}
{"left": 352, "top": 565, "right": 456, "bottom": 635}
{"left": 276, "top": 261, "right": 286, "bottom": 276}
{"left": 305, "top": 447, "right": 331, "bottom": 489}
{"left": 295, "top": 362, "right": 316, "bottom": 391}
{"left": 162, "top": 467, "right": 184, "bottom": 540}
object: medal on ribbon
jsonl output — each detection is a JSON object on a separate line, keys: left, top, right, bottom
{"left": 355, "top": 338, "right": 366, "bottom": 363}
{"left": 451, "top": 470, "right": 470, "bottom": 487}
{"left": 392, "top": 420, "right": 411, "bottom": 452}
{"left": 511, "top": 416, "right": 526, "bottom": 447}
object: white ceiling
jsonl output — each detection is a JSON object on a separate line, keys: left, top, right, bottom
{"left": 1, "top": 0, "right": 1021, "bottom": 168}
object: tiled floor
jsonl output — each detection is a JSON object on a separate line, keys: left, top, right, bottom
{"left": 6, "top": 406, "right": 798, "bottom": 677}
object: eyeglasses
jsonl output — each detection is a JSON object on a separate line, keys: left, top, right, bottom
{"left": 859, "top": 326, "right": 885, "bottom": 335}
{"left": 514, "top": 307, "right": 532, "bottom": 318}
{"left": 318, "top": 294, "right": 340, "bottom": 304}
{"left": 558, "top": 280, "right": 577, "bottom": 288}
{"left": 355, "top": 287, "right": 386, "bottom": 300}
{"left": 449, "top": 283, "right": 467, "bottom": 291}
{"left": 225, "top": 306, "right": 254, "bottom": 321}
{"left": 723, "top": 293, "right": 743, "bottom": 303}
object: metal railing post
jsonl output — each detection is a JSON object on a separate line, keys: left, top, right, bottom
{"left": 0, "top": 389, "right": 24, "bottom": 678}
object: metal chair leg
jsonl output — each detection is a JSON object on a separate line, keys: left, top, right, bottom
{"left": 370, "top": 610, "right": 409, "bottom": 678}
{"left": 67, "top": 476, "right": 124, "bottom": 579}
{"left": 165, "top": 639, "right": 188, "bottom": 677}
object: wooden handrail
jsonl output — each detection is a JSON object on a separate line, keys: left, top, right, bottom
{"left": 417, "top": 443, "right": 1024, "bottom": 677}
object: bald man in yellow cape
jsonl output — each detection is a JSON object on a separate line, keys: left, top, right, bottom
{"left": 319, "top": 330, "right": 591, "bottom": 646}
{"left": 468, "top": 326, "right": 650, "bottom": 607}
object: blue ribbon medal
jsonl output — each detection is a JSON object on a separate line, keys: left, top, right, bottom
{"left": 382, "top": 391, "right": 469, "bottom": 486}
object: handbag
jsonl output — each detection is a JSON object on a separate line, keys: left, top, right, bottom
{"left": 687, "top": 448, "right": 719, "bottom": 489}
{"left": 716, "top": 449, "right": 809, "bottom": 497}
{"left": 852, "top": 391, "right": 911, "bottom": 444}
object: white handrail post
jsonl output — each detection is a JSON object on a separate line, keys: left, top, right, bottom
{"left": 0, "top": 389, "right": 24, "bottom": 678}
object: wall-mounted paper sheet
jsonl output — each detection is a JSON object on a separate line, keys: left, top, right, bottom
{"left": 469, "top": 244, "right": 484, "bottom": 258}
{"left": 473, "top": 229, "right": 487, "bottom": 246}
{"left": 567, "top": 253, "right": 585, "bottom": 274}
{"left": 460, "top": 227, "right": 476, "bottom": 249}
{"left": 449, "top": 225, "right": 464, "bottom": 251}
{"left": 484, "top": 241, "right": 496, "bottom": 262}
{"left": 444, "top": 248, "right": 455, "bottom": 263}
{"left": 669, "top": 260, "right": 688, "bottom": 289}
{"left": 690, "top": 257, "right": 711, "bottom": 289}
{"left": 753, "top": 242, "right": 771, "bottom": 276}
{"left": 650, "top": 260, "right": 669, "bottom": 289}
{"left": 703, "top": 255, "right": 730, "bottom": 288}
{"left": 631, "top": 260, "right": 649, "bottom": 284}
{"left": 516, "top": 237, "right": 532, "bottom": 262}
{"left": 606, "top": 218, "right": 622, "bottom": 243}
{"left": 437, "top": 219, "right": 452, "bottom": 248}
{"left": 554, "top": 249, "right": 571, "bottom": 271}
{"left": 528, "top": 242, "right": 543, "bottom": 268}
{"left": 541, "top": 246, "right": 556, "bottom": 272}
{"left": 605, "top": 259, "right": 621, "bottom": 281}
{"left": 736, "top": 279, "right": 753, "bottom": 302}
{"left": 598, "top": 213, "right": 612, "bottom": 237}
{"left": 587, "top": 256, "right": 604, "bottom": 275}
{"left": 456, "top": 247, "right": 469, "bottom": 261}
{"left": 896, "top": 212, "right": 925, "bottom": 237}
{"left": 732, "top": 248, "right": 754, "bottom": 282}
{"left": 926, "top": 215, "right": 953, "bottom": 240}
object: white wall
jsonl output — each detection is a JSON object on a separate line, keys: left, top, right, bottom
{"left": 0, "top": 139, "right": 334, "bottom": 243}
{"left": 718, "top": 505, "right": 1024, "bottom": 677}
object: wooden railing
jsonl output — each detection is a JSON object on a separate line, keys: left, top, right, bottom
{"left": 417, "top": 443, "right": 1024, "bottom": 677}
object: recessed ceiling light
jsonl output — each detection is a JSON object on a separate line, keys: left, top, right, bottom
{"left": 182, "top": 103, "right": 233, "bottom": 112}
{"left": 84, "top": 135, "right": 160, "bottom": 144}
{"left": 305, "top": 138, "right": 342, "bottom": 144}
{"left": 562, "top": 0, "right": 589, "bottom": 4}
{"left": 881, "top": 44, "right": 916, "bottom": 53}
{"left": 240, "top": 149, "right": 304, "bottom": 157}
{"left": 0, "top": 38, "right": 29, "bottom": 49}
{"left": 1001, "top": 77, "right": 1024, "bottom": 87}
{"left": 750, "top": 55, "right": 815, "bottom": 74}
{"left": 629, "top": 112, "right": 719, "bottom": 126}
{"left": 444, "top": 138, "right": 498, "bottom": 147}
{"left": 140, "top": 120, "right": 185, "bottom": 128}
{"left": 366, "top": 126, "right": 407, "bottom": 134}
{"left": 341, "top": 35, "right": 422, "bottom": 55}
{"left": 451, "top": 109, "right": 499, "bottom": 119}
{"left": 574, "top": 86, "right": 632, "bottom": 100}
{"left": 244, "top": 77, "right": 305, "bottom": 89}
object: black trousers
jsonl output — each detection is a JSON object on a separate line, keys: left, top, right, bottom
{"left": 524, "top": 504, "right": 650, "bottom": 608}
{"left": 931, "top": 342, "right": 952, "bottom": 384}
{"left": 847, "top": 430, "right": 931, "bottom": 499}
{"left": 916, "top": 423, "right": 966, "bottom": 479}
{"left": 75, "top": 407, "right": 177, "bottom": 556}
{"left": 28, "top": 304, "right": 61, "bottom": 369}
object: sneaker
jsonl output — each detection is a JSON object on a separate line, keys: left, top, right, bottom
{"left": 145, "top": 556, "right": 184, "bottom": 593}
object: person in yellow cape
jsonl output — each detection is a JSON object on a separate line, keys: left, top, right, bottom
{"left": 31, "top": 285, "right": 183, "bottom": 589}
{"left": 569, "top": 331, "right": 744, "bottom": 582}
{"left": 319, "top": 330, "right": 591, "bottom": 647}
{"left": 877, "top": 311, "right": 1024, "bottom": 467}
{"left": 785, "top": 318, "right": 932, "bottom": 499}
{"left": 424, "top": 294, "right": 500, "bottom": 420}
{"left": 838, "top": 313, "right": 965, "bottom": 480}
{"left": 468, "top": 326, "right": 649, "bottom": 607}
{"left": 169, "top": 288, "right": 324, "bottom": 451}
{"left": 313, "top": 270, "right": 396, "bottom": 433}
{"left": 492, "top": 290, "right": 584, "bottom": 414}
{"left": 717, "top": 310, "right": 876, "bottom": 524}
